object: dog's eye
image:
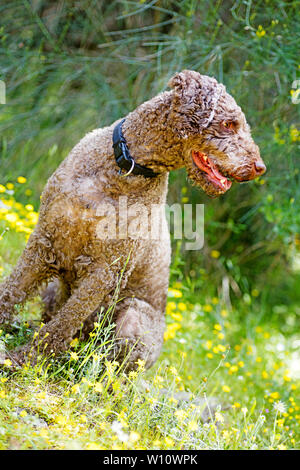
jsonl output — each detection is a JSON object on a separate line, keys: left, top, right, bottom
{"left": 221, "top": 121, "right": 236, "bottom": 131}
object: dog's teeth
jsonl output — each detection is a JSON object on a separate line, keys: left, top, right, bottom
{"left": 203, "top": 155, "right": 208, "bottom": 161}
{"left": 221, "top": 179, "right": 226, "bottom": 184}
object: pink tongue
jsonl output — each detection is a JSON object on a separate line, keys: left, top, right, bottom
{"left": 210, "top": 162, "right": 226, "bottom": 180}
{"left": 192, "top": 151, "right": 232, "bottom": 190}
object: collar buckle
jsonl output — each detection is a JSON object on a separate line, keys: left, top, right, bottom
{"left": 112, "top": 119, "right": 158, "bottom": 179}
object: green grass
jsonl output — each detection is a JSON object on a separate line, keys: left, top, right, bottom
{"left": 0, "top": 0, "right": 299, "bottom": 451}
{"left": 0, "top": 185, "right": 299, "bottom": 450}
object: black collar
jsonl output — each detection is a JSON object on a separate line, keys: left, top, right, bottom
{"left": 112, "top": 119, "right": 158, "bottom": 178}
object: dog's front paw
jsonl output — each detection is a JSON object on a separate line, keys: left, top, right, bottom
{"left": 0, "top": 344, "right": 32, "bottom": 370}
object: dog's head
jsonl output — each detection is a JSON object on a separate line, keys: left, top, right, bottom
{"left": 168, "top": 70, "right": 266, "bottom": 196}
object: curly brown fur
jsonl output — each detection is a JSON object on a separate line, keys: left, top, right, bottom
{"left": 0, "top": 70, "right": 266, "bottom": 369}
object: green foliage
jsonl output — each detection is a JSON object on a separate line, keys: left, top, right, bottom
{"left": 0, "top": 3, "right": 299, "bottom": 449}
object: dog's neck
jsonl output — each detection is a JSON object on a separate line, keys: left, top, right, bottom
{"left": 121, "top": 91, "right": 185, "bottom": 174}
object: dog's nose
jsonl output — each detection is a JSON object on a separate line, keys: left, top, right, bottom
{"left": 254, "top": 160, "right": 266, "bottom": 176}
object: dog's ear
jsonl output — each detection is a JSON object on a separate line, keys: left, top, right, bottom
{"left": 168, "top": 70, "right": 203, "bottom": 104}
{"left": 168, "top": 70, "right": 225, "bottom": 136}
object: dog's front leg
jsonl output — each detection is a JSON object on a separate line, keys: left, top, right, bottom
{"left": 112, "top": 297, "right": 166, "bottom": 371}
{"left": 7, "top": 266, "right": 115, "bottom": 366}
{"left": 0, "top": 230, "right": 51, "bottom": 325}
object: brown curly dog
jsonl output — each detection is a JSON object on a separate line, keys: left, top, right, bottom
{"left": 0, "top": 70, "right": 266, "bottom": 369}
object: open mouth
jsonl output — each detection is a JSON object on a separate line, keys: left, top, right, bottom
{"left": 192, "top": 150, "right": 232, "bottom": 192}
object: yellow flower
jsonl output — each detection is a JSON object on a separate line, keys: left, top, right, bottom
{"left": 3, "top": 359, "right": 12, "bottom": 367}
{"left": 163, "top": 322, "right": 181, "bottom": 341}
{"left": 70, "top": 351, "right": 79, "bottom": 361}
{"left": 256, "top": 25, "right": 266, "bottom": 37}
{"left": 129, "top": 371, "right": 138, "bottom": 380}
{"left": 211, "top": 250, "right": 220, "bottom": 258}
{"left": 70, "top": 337, "right": 79, "bottom": 348}
{"left": 153, "top": 439, "right": 161, "bottom": 447}
{"left": 0, "top": 184, "right": 6, "bottom": 193}
{"left": 222, "top": 385, "right": 231, "bottom": 393}
{"left": 289, "top": 125, "right": 300, "bottom": 142}
{"left": 222, "top": 430, "right": 231, "bottom": 440}
{"left": 6, "top": 183, "right": 14, "bottom": 190}
{"left": 136, "top": 358, "right": 145, "bottom": 370}
{"left": 153, "top": 375, "right": 164, "bottom": 386}
{"left": 86, "top": 442, "right": 103, "bottom": 450}
{"left": 20, "top": 410, "right": 27, "bottom": 418}
{"left": 71, "top": 384, "right": 80, "bottom": 394}
{"left": 174, "top": 409, "right": 187, "bottom": 422}
{"left": 170, "top": 312, "right": 183, "bottom": 322}
{"left": 0, "top": 390, "right": 6, "bottom": 398}
{"left": 177, "top": 302, "right": 187, "bottom": 311}
{"left": 215, "top": 411, "right": 224, "bottom": 423}
{"left": 5, "top": 213, "right": 18, "bottom": 223}
{"left": 188, "top": 420, "right": 198, "bottom": 431}
{"left": 129, "top": 431, "right": 140, "bottom": 443}
{"left": 55, "top": 415, "right": 68, "bottom": 426}
{"left": 166, "top": 301, "right": 176, "bottom": 311}
{"left": 164, "top": 437, "right": 174, "bottom": 447}
{"left": 232, "top": 402, "right": 241, "bottom": 409}
{"left": 214, "top": 323, "right": 222, "bottom": 331}
{"left": 168, "top": 396, "right": 178, "bottom": 405}
{"left": 39, "top": 429, "right": 48, "bottom": 438}
{"left": 168, "top": 288, "right": 182, "bottom": 298}
{"left": 169, "top": 366, "right": 178, "bottom": 376}
{"left": 94, "top": 382, "right": 103, "bottom": 393}
{"left": 277, "top": 444, "right": 287, "bottom": 450}
{"left": 203, "top": 304, "right": 212, "bottom": 312}
{"left": 17, "top": 176, "right": 27, "bottom": 184}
